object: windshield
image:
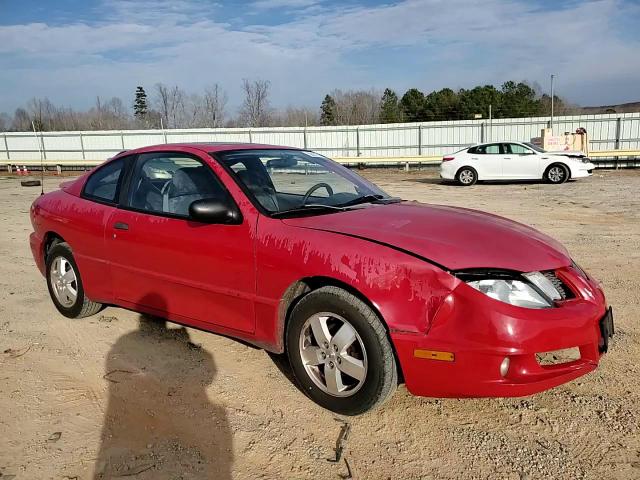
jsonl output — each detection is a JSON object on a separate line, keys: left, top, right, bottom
{"left": 523, "top": 142, "right": 546, "bottom": 153}
{"left": 213, "top": 149, "right": 391, "bottom": 215}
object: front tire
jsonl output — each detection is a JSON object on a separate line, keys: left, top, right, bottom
{"left": 456, "top": 167, "right": 477, "bottom": 186}
{"left": 46, "top": 242, "right": 102, "bottom": 318}
{"left": 286, "top": 286, "right": 397, "bottom": 416}
{"left": 545, "top": 163, "right": 569, "bottom": 184}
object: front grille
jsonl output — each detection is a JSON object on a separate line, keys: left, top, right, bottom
{"left": 542, "top": 271, "right": 574, "bottom": 300}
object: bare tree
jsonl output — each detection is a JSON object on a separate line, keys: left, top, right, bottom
{"left": 85, "top": 96, "right": 131, "bottom": 130}
{"left": 0, "top": 112, "right": 11, "bottom": 131}
{"left": 27, "top": 97, "right": 58, "bottom": 130}
{"left": 272, "top": 106, "right": 319, "bottom": 127}
{"left": 154, "top": 83, "right": 187, "bottom": 128}
{"left": 331, "top": 89, "right": 381, "bottom": 125}
{"left": 202, "top": 84, "right": 227, "bottom": 128}
{"left": 11, "top": 108, "right": 32, "bottom": 131}
{"left": 239, "top": 79, "right": 272, "bottom": 127}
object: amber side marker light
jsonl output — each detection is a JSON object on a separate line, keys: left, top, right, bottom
{"left": 414, "top": 349, "right": 455, "bottom": 362}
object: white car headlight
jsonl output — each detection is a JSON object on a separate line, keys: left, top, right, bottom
{"left": 461, "top": 270, "right": 563, "bottom": 309}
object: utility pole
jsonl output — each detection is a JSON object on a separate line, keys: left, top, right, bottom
{"left": 550, "top": 74, "right": 555, "bottom": 134}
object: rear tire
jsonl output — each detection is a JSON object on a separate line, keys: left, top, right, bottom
{"left": 286, "top": 286, "right": 397, "bottom": 416}
{"left": 46, "top": 242, "right": 103, "bottom": 318}
{"left": 456, "top": 167, "right": 477, "bottom": 186}
{"left": 545, "top": 163, "right": 569, "bottom": 184}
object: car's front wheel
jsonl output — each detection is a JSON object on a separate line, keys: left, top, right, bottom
{"left": 456, "top": 167, "right": 477, "bottom": 186}
{"left": 545, "top": 163, "right": 569, "bottom": 184}
{"left": 46, "top": 242, "right": 103, "bottom": 318}
{"left": 286, "top": 286, "right": 397, "bottom": 416}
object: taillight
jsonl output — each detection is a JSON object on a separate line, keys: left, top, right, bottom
{"left": 442, "top": 156, "right": 455, "bottom": 162}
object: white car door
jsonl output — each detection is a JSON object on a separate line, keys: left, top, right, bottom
{"left": 469, "top": 143, "right": 502, "bottom": 179}
{"left": 501, "top": 143, "right": 541, "bottom": 179}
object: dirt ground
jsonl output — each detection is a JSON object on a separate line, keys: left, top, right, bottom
{"left": 1, "top": 169, "right": 639, "bottom": 480}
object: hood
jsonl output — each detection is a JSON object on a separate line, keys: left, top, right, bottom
{"left": 283, "top": 202, "right": 571, "bottom": 272}
{"left": 546, "top": 150, "right": 586, "bottom": 158}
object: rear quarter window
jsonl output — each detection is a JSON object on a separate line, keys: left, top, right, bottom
{"left": 83, "top": 158, "right": 125, "bottom": 204}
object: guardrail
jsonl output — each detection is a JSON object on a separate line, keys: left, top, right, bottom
{"left": 2, "top": 151, "right": 638, "bottom": 174}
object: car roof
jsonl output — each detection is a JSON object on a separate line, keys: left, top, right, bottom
{"left": 471, "top": 141, "right": 526, "bottom": 147}
{"left": 119, "top": 142, "right": 299, "bottom": 156}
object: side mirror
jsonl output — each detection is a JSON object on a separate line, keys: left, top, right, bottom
{"left": 189, "top": 198, "right": 242, "bottom": 224}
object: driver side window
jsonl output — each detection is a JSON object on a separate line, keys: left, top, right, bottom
{"left": 126, "top": 153, "right": 228, "bottom": 217}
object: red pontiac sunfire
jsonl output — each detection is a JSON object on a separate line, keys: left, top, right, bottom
{"left": 29, "top": 143, "right": 614, "bottom": 415}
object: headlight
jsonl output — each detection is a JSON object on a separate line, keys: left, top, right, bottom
{"left": 459, "top": 270, "right": 563, "bottom": 309}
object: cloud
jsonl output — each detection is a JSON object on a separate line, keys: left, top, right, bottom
{"left": 251, "top": 0, "right": 320, "bottom": 10}
{"left": 0, "top": 0, "right": 638, "bottom": 113}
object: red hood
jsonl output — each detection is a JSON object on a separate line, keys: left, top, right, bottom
{"left": 283, "top": 202, "right": 571, "bottom": 272}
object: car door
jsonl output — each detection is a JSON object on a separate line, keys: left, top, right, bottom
{"left": 71, "top": 155, "right": 133, "bottom": 303}
{"left": 106, "top": 150, "right": 257, "bottom": 333}
{"left": 501, "top": 143, "right": 540, "bottom": 179}
{"left": 470, "top": 143, "right": 503, "bottom": 179}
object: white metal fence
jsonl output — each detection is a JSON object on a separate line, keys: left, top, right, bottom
{"left": 2, "top": 113, "right": 639, "bottom": 163}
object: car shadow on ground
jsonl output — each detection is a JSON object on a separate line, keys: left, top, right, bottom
{"left": 93, "top": 294, "right": 233, "bottom": 480}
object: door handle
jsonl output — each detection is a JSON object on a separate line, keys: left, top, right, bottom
{"left": 503, "top": 157, "right": 511, "bottom": 159}
{"left": 113, "top": 222, "right": 129, "bottom": 231}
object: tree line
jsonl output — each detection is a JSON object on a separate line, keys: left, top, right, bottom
{"left": 0, "top": 79, "right": 577, "bottom": 132}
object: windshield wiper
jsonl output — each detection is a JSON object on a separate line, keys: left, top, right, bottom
{"left": 337, "top": 194, "right": 401, "bottom": 207}
{"left": 271, "top": 204, "right": 347, "bottom": 218}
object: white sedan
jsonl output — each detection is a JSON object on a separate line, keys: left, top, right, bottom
{"left": 440, "top": 141, "right": 595, "bottom": 186}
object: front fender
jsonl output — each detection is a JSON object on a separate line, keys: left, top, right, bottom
{"left": 253, "top": 216, "right": 457, "bottom": 352}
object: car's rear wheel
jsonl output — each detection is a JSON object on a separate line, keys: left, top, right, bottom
{"left": 286, "top": 286, "right": 397, "bottom": 416}
{"left": 456, "top": 167, "right": 477, "bottom": 186}
{"left": 545, "top": 164, "right": 569, "bottom": 184}
{"left": 46, "top": 242, "right": 102, "bottom": 318}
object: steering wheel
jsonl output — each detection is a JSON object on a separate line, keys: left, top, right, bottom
{"left": 302, "top": 183, "right": 334, "bottom": 205}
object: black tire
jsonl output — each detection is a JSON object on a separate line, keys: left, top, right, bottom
{"left": 45, "top": 242, "right": 102, "bottom": 318}
{"left": 21, "top": 180, "right": 42, "bottom": 187}
{"left": 286, "top": 286, "right": 397, "bottom": 416}
{"left": 545, "top": 163, "right": 569, "bottom": 184}
{"left": 456, "top": 167, "right": 477, "bottom": 186}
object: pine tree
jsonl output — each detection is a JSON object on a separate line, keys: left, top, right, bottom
{"left": 133, "top": 86, "right": 148, "bottom": 119}
{"left": 400, "top": 88, "right": 426, "bottom": 122}
{"left": 320, "top": 94, "right": 337, "bottom": 126}
{"left": 379, "top": 88, "right": 401, "bottom": 123}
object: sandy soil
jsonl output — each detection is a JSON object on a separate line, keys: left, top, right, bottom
{"left": 0, "top": 169, "right": 639, "bottom": 480}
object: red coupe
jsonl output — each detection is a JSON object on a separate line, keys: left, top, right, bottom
{"left": 29, "top": 143, "right": 613, "bottom": 415}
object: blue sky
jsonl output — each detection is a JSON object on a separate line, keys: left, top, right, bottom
{"left": 1, "top": 0, "right": 639, "bottom": 114}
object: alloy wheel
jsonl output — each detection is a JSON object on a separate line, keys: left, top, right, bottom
{"left": 459, "top": 169, "right": 475, "bottom": 185}
{"left": 548, "top": 166, "right": 565, "bottom": 183}
{"left": 298, "top": 312, "right": 368, "bottom": 397}
{"left": 49, "top": 256, "right": 78, "bottom": 307}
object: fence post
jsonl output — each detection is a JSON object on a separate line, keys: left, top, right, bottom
{"left": 303, "top": 128, "right": 308, "bottom": 149}
{"left": 418, "top": 125, "right": 422, "bottom": 156}
{"left": 248, "top": 129, "right": 252, "bottom": 143}
{"left": 356, "top": 127, "right": 361, "bottom": 157}
{"left": 79, "top": 132, "right": 86, "bottom": 160}
{"left": 480, "top": 122, "right": 485, "bottom": 143}
{"left": 120, "top": 131, "right": 125, "bottom": 150}
{"left": 614, "top": 117, "right": 621, "bottom": 150}
{"left": 3, "top": 133, "right": 9, "bottom": 161}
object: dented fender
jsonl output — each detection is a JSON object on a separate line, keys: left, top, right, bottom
{"left": 253, "top": 215, "right": 459, "bottom": 352}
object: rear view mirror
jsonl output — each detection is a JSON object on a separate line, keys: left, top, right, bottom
{"left": 189, "top": 198, "right": 242, "bottom": 224}
{"left": 267, "top": 158, "right": 298, "bottom": 168}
